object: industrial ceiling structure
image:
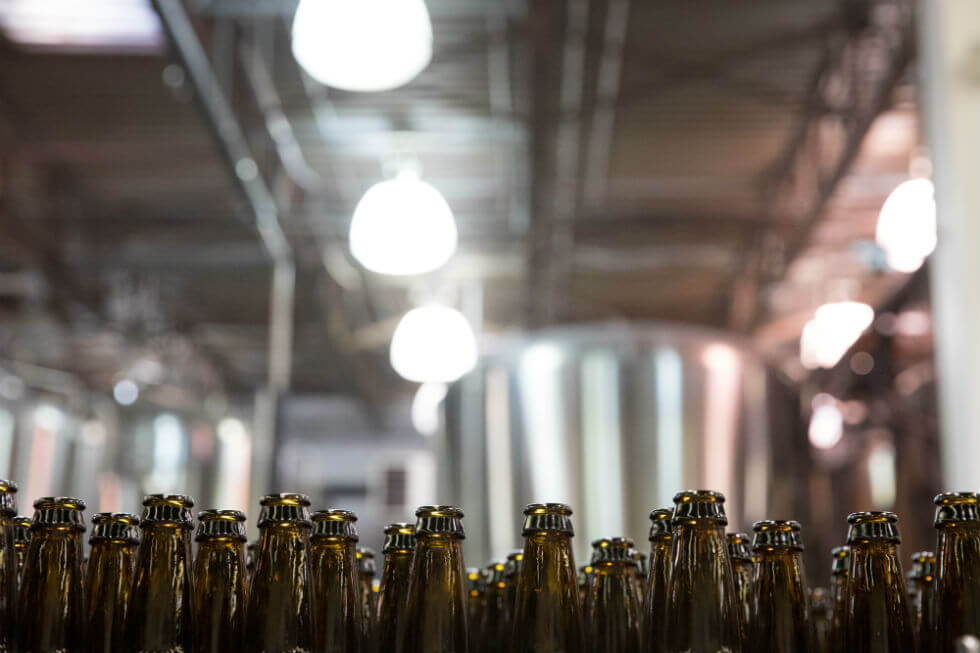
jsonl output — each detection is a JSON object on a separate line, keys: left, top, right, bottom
{"left": 0, "top": 0, "right": 919, "bottom": 414}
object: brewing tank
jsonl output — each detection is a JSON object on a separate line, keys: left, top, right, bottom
{"left": 439, "top": 322, "right": 804, "bottom": 563}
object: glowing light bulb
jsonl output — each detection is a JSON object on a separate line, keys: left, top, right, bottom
{"left": 800, "top": 301, "right": 874, "bottom": 369}
{"left": 876, "top": 178, "right": 937, "bottom": 273}
{"left": 291, "top": 0, "right": 432, "bottom": 92}
{"left": 411, "top": 382, "right": 448, "bottom": 436}
{"left": 809, "top": 402, "right": 843, "bottom": 450}
{"left": 390, "top": 306, "right": 477, "bottom": 383}
{"left": 349, "top": 171, "right": 457, "bottom": 276}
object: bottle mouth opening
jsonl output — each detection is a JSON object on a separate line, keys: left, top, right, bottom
{"left": 523, "top": 502, "right": 573, "bottom": 516}
{"left": 34, "top": 496, "right": 86, "bottom": 511}
{"left": 260, "top": 493, "right": 311, "bottom": 507}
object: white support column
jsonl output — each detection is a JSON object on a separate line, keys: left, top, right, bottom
{"left": 920, "top": 0, "right": 980, "bottom": 489}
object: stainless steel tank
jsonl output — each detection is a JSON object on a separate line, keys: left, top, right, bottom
{"left": 439, "top": 322, "right": 804, "bottom": 564}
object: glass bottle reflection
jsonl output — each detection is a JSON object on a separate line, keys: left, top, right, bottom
{"left": 375, "top": 523, "right": 415, "bottom": 653}
{"left": 311, "top": 509, "right": 362, "bottom": 653}
{"left": 642, "top": 507, "right": 673, "bottom": 653}
{"left": 749, "top": 520, "right": 811, "bottom": 653}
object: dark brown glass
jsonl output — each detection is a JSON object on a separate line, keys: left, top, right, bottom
{"left": 810, "top": 587, "right": 832, "bottom": 653}
{"left": 749, "top": 520, "right": 811, "bottom": 653}
{"left": 663, "top": 490, "right": 742, "bottom": 653}
{"left": 13, "top": 515, "right": 29, "bottom": 584}
{"left": 357, "top": 547, "right": 377, "bottom": 650}
{"left": 511, "top": 503, "right": 585, "bottom": 653}
{"left": 642, "top": 507, "right": 672, "bottom": 653}
{"left": 578, "top": 564, "right": 595, "bottom": 627}
{"left": 907, "top": 551, "right": 936, "bottom": 653}
{"left": 466, "top": 568, "right": 486, "bottom": 653}
{"left": 85, "top": 513, "right": 140, "bottom": 653}
{"left": 400, "top": 505, "right": 468, "bottom": 653}
{"left": 0, "top": 480, "right": 16, "bottom": 653}
{"left": 480, "top": 561, "right": 510, "bottom": 653}
{"left": 375, "top": 523, "right": 415, "bottom": 653}
{"left": 126, "top": 494, "right": 195, "bottom": 653}
{"left": 243, "top": 493, "right": 314, "bottom": 653}
{"left": 18, "top": 496, "right": 87, "bottom": 653}
{"left": 311, "top": 509, "right": 362, "bottom": 653}
{"left": 726, "top": 532, "right": 753, "bottom": 648}
{"left": 631, "top": 550, "right": 647, "bottom": 603}
{"left": 245, "top": 541, "right": 258, "bottom": 584}
{"left": 589, "top": 537, "right": 641, "bottom": 653}
{"left": 935, "top": 492, "right": 980, "bottom": 651}
{"left": 193, "top": 509, "right": 247, "bottom": 653}
{"left": 842, "top": 511, "right": 914, "bottom": 653}
{"left": 828, "top": 546, "right": 850, "bottom": 653}
{"left": 504, "top": 549, "right": 524, "bottom": 618}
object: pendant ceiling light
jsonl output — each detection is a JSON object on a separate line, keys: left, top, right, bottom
{"left": 875, "top": 177, "right": 937, "bottom": 273}
{"left": 349, "top": 170, "right": 457, "bottom": 276}
{"left": 390, "top": 306, "right": 477, "bottom": 383}
{"left": 291, "top": 0, "right": 433, "bottom": 92}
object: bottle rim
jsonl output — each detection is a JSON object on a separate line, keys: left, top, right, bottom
{"left": 752, "top": 520, "right": 804, "bottom": 551}
{"left": 33, "top": 496, "right": 86, "bottom": 511}
{"left": 90, "top": 512, "right": 141, "bottom": 544}
{"left": 523, "top": 502, "right": 573, "bottom": 516}
{"left": 591, "top": 537, "right": 637, "bottom": 565}
{"left": 260, "top": 492, "right": 312, "bottom": 506}
{"left": 382, "top": 522, "right": 416, "bottom": 553}
{"left": 143, "top": 493, "right": 195, "bottom": 507}
{"left": 847, "top": 511, "right": 901, "bottom": 543}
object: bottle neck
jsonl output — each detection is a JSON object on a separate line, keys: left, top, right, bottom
{"left": 513, "top": 531, "right": 584, "bottom": 652}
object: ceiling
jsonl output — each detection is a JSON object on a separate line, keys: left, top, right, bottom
{"left": 0, "top": 0, "right": 919, "bottom": 413}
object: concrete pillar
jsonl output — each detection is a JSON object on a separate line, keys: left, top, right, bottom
{"left": 919, "top": 0, "right": 980, "bottom": 489}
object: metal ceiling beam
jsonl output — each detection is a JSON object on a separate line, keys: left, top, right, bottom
{"left": 725, "top": 2, "right": 916, "bottom": 331}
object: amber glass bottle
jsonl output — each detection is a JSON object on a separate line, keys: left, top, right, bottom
{"left": 126, "top": 494, "right": 195, "bottom": 653}
{"left": 245, "top": 541, "right": 259, "bottom": 583}
{"left": 842, "top": 511, "right": 914, "bottom": 653}
{"left": 511, "top": 503, "right": 585, "bottom": 653}
{"left": 505, "top": 549, "right": 525, "bottom": 616}
{"left": 663, "top": 490, "right": 742, "bottom": 653}
{"left": 481, "top": 561, "right": 510, "bottom": 653}
{"left": 375, "top": 523, "right": 415, "bottom": 653}
{"left": 400, "top": 505, "right": 468, "bottom": 653}
{"left": 0, "top": 480, "right": 16, "bottom": 653}
{"left": 631, "top": 550, "right": 648, "bottom": 601}
{"left": 310, "top": 509, "right": 362, "bottom": 653}
{"left": 828, "top": 545, "right": 850, "bottom": 653}
{"left": 466, "top": 568, "right": 487, "bottom": 653}
{"left": 85, "top": 512, "right": 140, "bottom": 653}
{"left": 935, "top": 492, "right": 980, "bottom": 650}
{"left": 907, "top": 551, "right": 936, "bottom": 653}
{"left": 193, "top": 509, "right": 247, "bottom": 653}
{"left": 810, "top": 587, "right": 832, "bottom": 653}
{"left": 642, "top": 507, "right": 673, "bottom": 653}
{"left": 13, "top": 515, "right": 29, "bottom": 583}
{"left": 749, "top": 520, "right": 811, "bottom": 653}
{"left": 589, "top": 537, "right": 642, "bottom": 653}
{"left": 578, "top": 564, "right": 595, "bottom": 626}
{"left": 244, "top": 493, "right": 314, "bottom": 653}
{"left": 18, "top": 496, "right": 87, "bottom": 653}
{"left": 357, "top": 546, "right": 377, "bottom": 647}
{"left": 726, "top": 531, "right": 753, "bottom": 647}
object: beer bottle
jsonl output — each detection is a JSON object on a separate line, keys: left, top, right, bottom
{"left": 126, "top": 494, "right": 195, "bottom": 653}
{"left": 842, "top": 511, "right": 914, "bottom": 653}
{"left": 357, "top": 547, "right": 377, "bottom": 642}
{"left": 663, "top": 490, "right": 742, "bottom": 653}
{"left": 244, "top": 493, "right": 314, "bottom": 653}
{"left": 375, "top": 523, "right": 415, "bottom": 653}
{"left": 828, "top": 546, "right": 850, "bottom": 653}
{"left": 578, "top": 564, "right": 595, "bottom": 625}
{"left": 726, "top": 532, "right": 753, "bottom": 647}
{"left": 310, "top": 509, "right": 362, "bottom": 653}
{"left": 642, "top": 507, "right": 672, "bottom": 653}
{"left": 18, "top": 496, "right": 87, "bottom": 653}
{"left": 0, "top": 480, "right": 15, "bottom": 653}
{"left": 935, "top": 492, "right": 980, "bottom": 650}
{"left": 193, "top": 509, "right": 247, "bottom": 653}
{"left": 466, "top": 568, "right": 486, "bottom": 653}
{"left": 400, "top": 505, "right": 468, "bottom": 653}
{"left": 480, "top": 561, "right": 510, "bottom": 653}
{"left": 504, "top": 549, "right": 524, "bottom": 615}
{"left": 589, "top": 537, "right": 641, "bottom": 653}
{"left": 511, "top": 503, "right": 585, "bottom": 653}
{"left": 749, "top": 520, "right": 811, "bottom": 653}
{"left": 13, "top": 515, "right": 29, "bottom": 583}
{"left": 907, "top": 551, "right": 936, "bottom": 653}
{"left": 631, "top": 550, "right": 648, "bottom": 601}
{"left": 85, "top": 512, "right": 140, "bottom": 653}
{"left": 810, "top": 587, "right": 832, "bottom": 653}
